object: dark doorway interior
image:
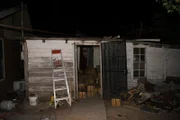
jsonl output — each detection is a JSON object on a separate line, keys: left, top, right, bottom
{"left": 12, "top": 40, "right": 24, "bottom": 81}
{"left": 77, "top": 45, "right": 101, "bottom": 99}
{"left": 0, "top": 39, "right": 25, "bottom": 102}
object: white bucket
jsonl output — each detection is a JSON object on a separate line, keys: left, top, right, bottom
{"left": 29, "top": 95, "right": 38, "bottom": 106}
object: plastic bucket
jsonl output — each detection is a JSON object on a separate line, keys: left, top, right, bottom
{"left": 29, "top": 94, "right": 38, "bottom": 106}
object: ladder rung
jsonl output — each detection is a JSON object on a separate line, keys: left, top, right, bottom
{"left": 53, "top": 69, "right": 63, "bottom": 72}
{"left": 55, "top": 97, "right": 68, "bottom": 101}
{"left": 54, "top": 74, "right": 64, "bottom": 77}
{"left": 53, "top": 78, "right": 65, "bottom": 82}
{"left": 54, "top": 67, "right": 63, "bottom": 69}
{"left": 55, "top": 87, "right": 67, "bottom": 91}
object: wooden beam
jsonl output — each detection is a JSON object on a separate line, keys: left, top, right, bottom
{"left": 23, "top": 41, "right": 29, "bottom": 100}
{"left": 0, "top": 23, "right": 72, "bottom": 36}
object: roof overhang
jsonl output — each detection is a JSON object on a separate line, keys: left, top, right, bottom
{"left": 0, "top": 4, "right": 27, "bottom": 19}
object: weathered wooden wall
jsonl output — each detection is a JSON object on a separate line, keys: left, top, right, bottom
{"left": 27, "top": 39, "right": 180, "bottom": 99}
{"left": 26, "top": 39, "right": 100, "bottom": 100}
{"left": 27, "top": 40, "right": 74, "bottom": 100}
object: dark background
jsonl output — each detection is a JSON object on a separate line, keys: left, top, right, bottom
{"left": 1, "top": 0, "right": 180, "bottom": 44}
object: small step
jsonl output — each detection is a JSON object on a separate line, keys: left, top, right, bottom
{"left": 54, "top": 74, "right": 64, "bottom": 77}
{"left": 55, "top": 97, "right": 68, "bottom": 101}
{"left": 54, "top": 67, "right": 63, "bottom": 69}
{"left": 53, "top": 78, "right": 65, "bottom": 82}
{"left": 55, "top": 87, "right": 67, "bottom": 91}
{"left": 53, "top": 69, "right": 63, "bottom": 72}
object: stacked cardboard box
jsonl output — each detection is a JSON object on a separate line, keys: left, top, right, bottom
{"left": 78, "top": 83, "right": 86, "bottom": 99}
{"left": 87, "top": 85, "right": 95, "bottom": 98}
{"left": 78, "top": 92, "right": 86, "bottom": 99}
{"left": 78, "top": 67, "right": 100, "bottom": 99}
{"left": 111, "top": 98, "right": 121, "bottom": 107}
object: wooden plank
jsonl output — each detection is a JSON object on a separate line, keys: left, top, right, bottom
{"left": 28, "top": 57, "right": 73, "bottom": 63}
{"left": 27, "top": 40, "right": 74, "bottom": 50}
{"left": 29, "top": 82, "right": 66, "bottom": 86}
{"left": 27, "top": 40, "right": 75, "bottom": 100}
{"left": 28, "top": 61, "right": 73, "bottom": 68}
{"left": 28, "top": 48, "right": 73, "bottom": 52}
{"left": 29, "top": 72, "right": 73, "bottom": 77}
{"left": 28, "top": 67, "right": 73, "bottom": 72}
{"left": 30, "top": 91, "right": 52, "bottom": 100}
{"left": 23, "top": 41, "right": 29, "bottom": 99}
{"left": 28, "top": 76, "right": 73, "bottom": 82}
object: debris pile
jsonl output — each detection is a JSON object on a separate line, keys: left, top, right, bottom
{"left": 121, "top": 77, "right": 180, "bottom": 113}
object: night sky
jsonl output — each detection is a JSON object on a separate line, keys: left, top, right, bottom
{"left": 1, "top": 0, "right": 180, "bottom": 43}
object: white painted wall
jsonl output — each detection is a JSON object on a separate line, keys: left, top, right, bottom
{"left": 93, "top": 46, "right": 100, "bottom": 68}
{"left": 146, "top": 46, "right": 165, "bottom": 84}
{"left": 126, "top": 42, "right": 180, "bottom": 89}
{"left": 126, "top": 42, "right": 136, "bottom": 89}
{"left": 26, "top": 39, "right": 100, "bottom": 100}
{"left": 27, "top": 40, "right": 75, "bottom": 100}
{"left": 166, "top": 49, "right": 180, "bottom": 77}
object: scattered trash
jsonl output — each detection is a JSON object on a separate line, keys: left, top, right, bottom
{"left": 29, "top": 93, "right": 38, "bottom": 106}
{"left": 120, "top": 76, "right": 180, "bottom": 113}
{"left": 117, "top": 114, "right": 122, "bottom": 117}
{"left": 0, "top": 101, "right": 15, "bottom": 111}
{"left": 49, "top": 95, "right": 54, "bottom": 106}
{"left": 140, "top": 105, "right": 159, "bottom": 114}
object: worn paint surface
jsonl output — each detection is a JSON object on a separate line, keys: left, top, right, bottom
{"left": 146, "top": 46, "right": 165, "bottom": 84}
{"left": 26, "top": 40, "right": 99, "bottom": 100}
{"left": 93, "top": 46, "right": 100, "bottom": 68}
{"left": 27, "top": 40, "right": 180, "bottom": 98}
{"left": 126, "top": 43, "right": 135, "bottom": 89}
{"left": 127, "top": 42, "right": 180, "bottom": 89}
{"left": 27, "top": 40, "right": 74, "bottom": 100}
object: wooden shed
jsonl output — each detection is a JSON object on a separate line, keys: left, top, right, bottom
{"left": 23, "top": 38, "right": 180, "bottom": 101}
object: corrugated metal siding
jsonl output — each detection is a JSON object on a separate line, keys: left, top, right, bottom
{"left": 27, "top": 40, "right": 74, "bottom": 100}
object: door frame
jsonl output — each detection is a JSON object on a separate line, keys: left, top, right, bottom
{"left": 74, "top": 41, "right": 101, "bottom": 99}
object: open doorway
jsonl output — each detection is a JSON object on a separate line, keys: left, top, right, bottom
{"left": 76, "top": 45, "right": 101, "bottom": 99}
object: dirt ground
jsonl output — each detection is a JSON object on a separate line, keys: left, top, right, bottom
{"left": 4, "top": 99, "right": 180, "bottom": 120}
{"left": 6, "top": 98, "right": 107, "bottom": 120}
{"left": 105, "top": 101, "right": 180, "bottom": 120}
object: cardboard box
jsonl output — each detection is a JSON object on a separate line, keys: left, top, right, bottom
{"left": 78, "top": 92, "right": 86, "bottom": 99}
{"left": 87, "top": 85, "right": 95, "bottom": 92}
{"left": 94, "top": 87, "right": 98, "bottom": 93}
{"left": 78, "top": 84, "right": 86, "bottom": 90}
{"left": 87, "top": 92, "right": 95, "bottom": 98}
{"left": 111, "top": 98, "right": 121, "bottom": 107}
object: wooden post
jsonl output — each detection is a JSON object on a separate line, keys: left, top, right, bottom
{"left": 23, "top": 41, "right": 29, "bottom": 100}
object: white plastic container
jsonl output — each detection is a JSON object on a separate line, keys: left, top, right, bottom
{"left": 29, "top": 94, "right": 38, "bottom": 106}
